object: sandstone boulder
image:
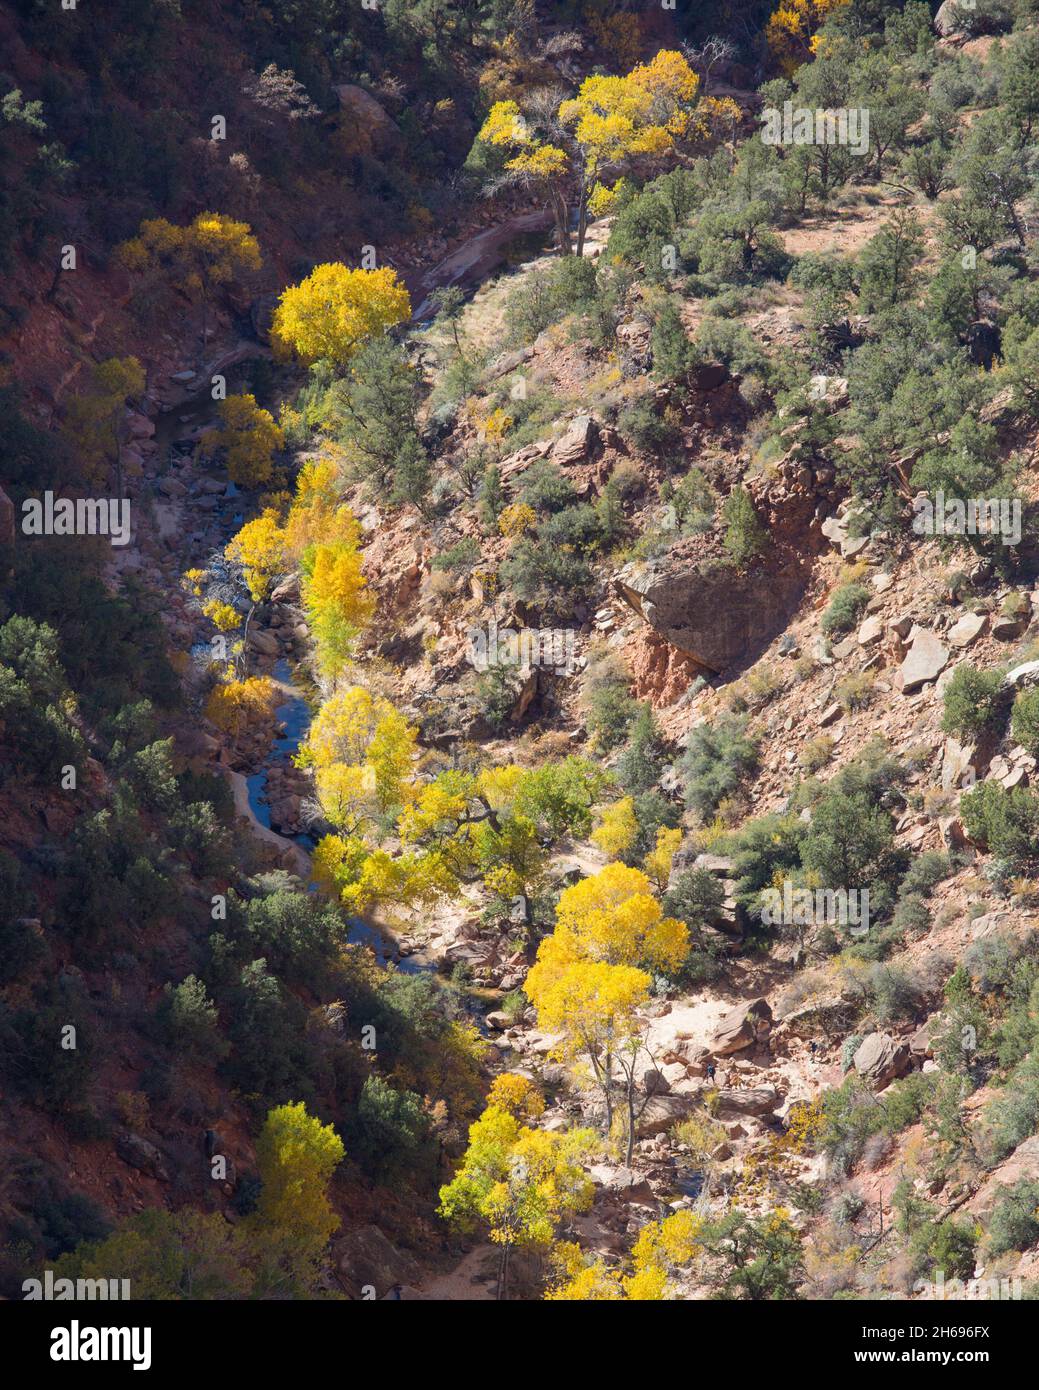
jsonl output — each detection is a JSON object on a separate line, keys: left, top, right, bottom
{"left": 635, "top": 1092, "right": 699, "bottom": 1136}
{"left": 115, "top": 1132, "right": 170, "bottom": 1183}
{"left": 551, "top": 414, "right": 599, "bottom": 466}
{"left": 709, "top": 998, "right": 772, "bottom": 1056}
{"left": 899, "top": 628, "right": 949, "bottom": 692}
{"left": 335, "top": 1224, "right": 420, "bottom": 1299}
{"left": 853, "top": 1033, "right": 911, "bottom": 1089}
{"left": 615, "top": 547, "right": 809, "bottom": 673}
{"left": 948, "top": 612, "right": 987, "bottom": 648}
{"left": 714, "top": 1085, "right": 781, "bottom": 1117}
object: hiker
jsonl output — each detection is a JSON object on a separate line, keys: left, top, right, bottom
{"left": 809, "top": 1040, "right": 818, "bottom": 1059}
{"left": 705, "top": 1062, "right": 716, "bottom": 1083}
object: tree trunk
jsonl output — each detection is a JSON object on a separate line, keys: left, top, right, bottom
{"left": 575, "top": 189, "right": 589, "bottom": 258}
{"left": 625, "top": 1077, "right": 636, "bottom": 1166}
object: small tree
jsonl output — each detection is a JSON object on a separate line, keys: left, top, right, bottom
{"left": 203, "top": 393, "right": 284, "bottom": 487}
{"left": 438, "top": 1100, "right": 594, "bottom": 1299}
{"left": 63, "top": 356, "right": 146, "bottom": 497}
{"left": 722, "top": 485, "right": 767, "bottom": 567}
{"left": 119, "top": 212, "right": 261, "bottom": 364}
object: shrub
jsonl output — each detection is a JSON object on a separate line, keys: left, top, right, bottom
{"left": 900, "top": 851, "right": 952, "bottom": 899}
{"left": 682, "top": 714, "right": 759, "bottom": 819}
{"left": 432, "top": 537, "right": 481, "bottom": 572}
{"left": 909, "top": 1217, "right": 977, "bottom": 1283}
{"left": 517, "top": 460, "right": 579, "bottom": 515}
{"left": 475, "top": 663, "right": 524, "bottom": 730}
{"left": 961, "top": 782, "right": 1039, "bottom": 872}
{"left": 721, "top": 486, "right": 767, "bottom": 567}
{"left": 942, "top": 664, "right": 1007, "bottom": 741}
{"left": 663, "top": 865, "right": 725, "bottom": 931}
{"left": 618, "top": 398, "right": 682, "bottom": 455}
{"left": 585, "top": 669, "right": 637, "bottom": 753}
{"left": 869, "top": 963, "right": 924, "bottom": 1024}
{"left": 821, "top": 582, "right": 869, "bottom": 637}
{"left": 892, "top": 893, "right": 931, "bottom": 937}
{"left": 985, "top": 1053, "right": 1039, "bottom": 1161}
{"left": 615, "top": 704, "right": 668, "bottom": 796}
{"left": 158, "top": 975, "right": 226, "bottom": 1058}
{"left": 800, "top": 788, "right": 896, "bottom": 897}
{"left": 651, "top": 297, "right": 696, "bottom": 380}
{"left": 1011, "top": 688, "right": 1039, "bottom": 756}
{"left": 800, "top": 736, "right": 833, "bottom": 773}
{"left": 988, "top": 1179, "right": 1039, "bottom": 1256}
{"left": 835, "top": 672, "right": 875, "bottom": 712}
{"left": 351, "top": 1074, "right": 432, "bottom": 1182}
{"left": 499, "top": 537, "right": 595, "bottom": 614}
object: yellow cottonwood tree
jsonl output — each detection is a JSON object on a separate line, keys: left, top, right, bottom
{"left": 525, "top": 958, "right": 650, "bottom": 1136}
{"left": 203, "top": 675, "right": 278, "bottom": 742}
{"left": 270, "top": 263, "right": 411, "bottom": 369}
{"left": 298, "top": 687, "right": 417, "bottom": 822}
{"left": 546, "top": 1209, "right": 703, "bottom": 1300}
{"left": 249, "top": 1101, "right": 345, "bottom": 1290}
{"left": 476, "top": 50, "right": 700, "bottom": 255}
{"left": 591, "top": 795, "right": 637, "bottom": 859}
{"left": 63, "top": 355, "right": 146, "bottom": 497}
{"left": 547, "top": 861, "right": 690, "bottom": 975}
{"left": 437, "top": 1099, "right": 594, "bottom": 1299}
{"left": 203, "top": 392, "right": 284, "bottom": 488}
{"left": 766, "top": 0, "right": 850, "bottom": 75}
{"left": 118, "top": 212, "right": 261, "bottom": 361}
{"left": 225, "top": 508, "right": 287, "bottom": 602}
{"left": 643, "top": 824, "right": 682, "bottom": 893}
{"left": 302, "top": 526, "right": 375, "bottom": 678}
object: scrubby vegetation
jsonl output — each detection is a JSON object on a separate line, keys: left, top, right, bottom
{"left": 6, "top": 0, "right": 1039, "bottom": 1321}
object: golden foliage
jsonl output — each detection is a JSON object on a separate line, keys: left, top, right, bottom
{"left": 270, "top": 263, "right": 411, "bottom": 368}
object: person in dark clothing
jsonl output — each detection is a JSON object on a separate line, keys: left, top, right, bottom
{"left": 808, "top": 1041, "right": 818, "bottom": 1058}
{"left": 705, "top": 1062, "right": 716, "bottom": 1082}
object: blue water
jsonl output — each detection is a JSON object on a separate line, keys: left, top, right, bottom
{"left": 245, "top": 657, "right": 313, "bottom": 845}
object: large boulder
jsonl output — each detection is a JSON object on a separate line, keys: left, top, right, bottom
{"left": 246, "top": 626, "right": 280, "bottom": 657}
{"left": 968, "top": 1136, "right": 1039, "bottom": 1223}
{"left": 709, "top": 999, "right": 773, "bottom": 1056}
{"left": 853, "top": 1033, "right": 911, "bottom": 1089}
{"left": 551, "top": 414, "right": 599, "bottom": 466}
{"left": 934, "top": 0, "right": 967, "bottom": 36}
{"left": 615, "top": 548, "right": 809, "bottom": 674}
{"left": 332, "top": 85, "right": 399, "bottom": 155}
{"left": 898, "top": 627, "right": 949, "bottom": 693}
{"left": 714, "top": 1086, "right": 781, "bottom": 1117}
{"left": 778, "top": 996, "right": 856, "bottom": 1038}
{"left": 115, "top": 1132, "right": 170, "bottom": 1183}
{"left": 335, "top": 1224, "right": 421, "bottom": 1299}
{"left": 635, "top": 1092, "right": 700, "bottom": 1136}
